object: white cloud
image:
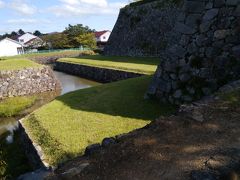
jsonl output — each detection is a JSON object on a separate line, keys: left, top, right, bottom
{"left": 0, "top": 0, "right": 5, "bottom": 8}
{"left": 7, "top": 18, "right": 37, "bottom": 24}
{"left": 50, "top": 0, "right": 126, "bottom": 17}
{"left": 10, "top": 0, "right": 36, "bottom": 15}
{"left": 6, "top": 18, "right": 51, "bottom": 25}
{"left": 60, "top": 0, "right": 108, "bottom": 7}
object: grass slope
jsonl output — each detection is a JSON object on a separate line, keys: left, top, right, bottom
{"left": 0, "top": 96, "right": 36, "bottom": 117}
{"left": 0, "top": 59, "right": 42, "bottom": 70}
{"left": 23, "top": 76, "right": 175, "bottom": 166}
{"left": 3, "top": 50, "right": 84, "bottom": 60}
{"left": 58, "top": 55, "right": 159, "bottom": 74}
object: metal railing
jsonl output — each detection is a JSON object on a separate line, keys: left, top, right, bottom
{"left": 25, "top": 47, "right": 91, "bottom": 54}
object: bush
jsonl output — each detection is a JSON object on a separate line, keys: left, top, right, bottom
{"left": 94, "top": 49, "right": 104, "bottom": 55}
{"left": 79, "top": 50, "right": 96, "bottom": 56}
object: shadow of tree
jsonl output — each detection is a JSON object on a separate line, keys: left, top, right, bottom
{"left": 55, "top": 76, "right": 176, "bottom": 121}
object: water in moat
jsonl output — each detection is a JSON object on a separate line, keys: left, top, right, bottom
{"left": 54, "top": 71, "right": 100, "bottom": 95}
{"left": 0, "top": 71, "right": 100, "bottom": 139}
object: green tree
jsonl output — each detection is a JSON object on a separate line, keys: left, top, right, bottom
{"left": 18, "top": 29, "right": 25, "bottom": 35}
{"left": 10, "top": 31, "right": 18, "bottom": 36}
{"left": 33, "top": 30, "right": 42, "bottom": 36}
{"left": 42, "top": 33, "right": 70, "bottom": 49}
{"left": 75, "top": 33, "right": 96, "bottom": 49}
{"left": 64, "top": 24, "right": 94, "bottom": 47}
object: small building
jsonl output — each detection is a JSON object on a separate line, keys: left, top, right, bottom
{"left": 18, "top": 32, "right": 44, "bottom": 49}
{"left": 18, "top": 32, "right": 38, "bottom": 44}
{"left": 94, "top": 30, "right": 111, "bottom": 49}
{"left": 0, "top": 38, "right": 24, "bottom": 57}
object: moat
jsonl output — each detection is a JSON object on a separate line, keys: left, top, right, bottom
{"left": 0, "top": 71, "right": 100, "bottom": 139}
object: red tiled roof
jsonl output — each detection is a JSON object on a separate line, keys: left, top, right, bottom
{"left": 94, "top": 31, "right": 109, "bottom": 38}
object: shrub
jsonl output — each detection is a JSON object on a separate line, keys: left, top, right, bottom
{"left": 79, "top": 50, "right": 96, "bottom": 56}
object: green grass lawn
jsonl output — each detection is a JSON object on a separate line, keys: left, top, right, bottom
{"left": 22, "top": 76, "right": 175, "bottom": 166}
{"left": 0, "top": 96, "right": 36, "bottom": 117}
{"left": 58, "top": 55, "right": 159, "bottom": 74}
{"left": 0, "top": 59, "right": 42, "bottom": 71}
{"left": 3, "top": 50, "right": 84, "bottom": 60}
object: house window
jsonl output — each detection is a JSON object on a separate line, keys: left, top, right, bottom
{"left": 19, "top": 39, "right": 24, "bottom": 43}
{"left": 103, "top": 36, "right": 106, "bottom": 39}
{"left": 17, "top": 47, "right": 24, "bottom": 54}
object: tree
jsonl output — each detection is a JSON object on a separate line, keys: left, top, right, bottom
{"left": 42, "top": 33, "right": 70, "bottom": 49}
{"left": 33, "top": 30, "right": 42, "bottom": 36}
{"left": 18, "top": 29, "right": 25, "bottom": 35}
{"left": 64, "top": 24, "right": 94, "bottom": 47}
{"left": 0, "top": 33, "right": 10, "bottom": 40}
{"left": 10, "top": 31, "right": 18, "bottom": 36}
{"left": 75, "top": 33, "right": 96, "bottom": 49}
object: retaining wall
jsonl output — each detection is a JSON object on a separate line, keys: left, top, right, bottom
{"left": 0, "top": 66, "right": 60, "bottom": 99}
{"left": 18, "top": 122, "right": 46, "bottom": 170}
{"left": 104, "top": 1, "right": 182, "bottom": 57}
{"left": 54, "top": 62, "right": 144, "bottom": 83}
{"left": 147, "top": 0, "right": 240, "bottom": 104}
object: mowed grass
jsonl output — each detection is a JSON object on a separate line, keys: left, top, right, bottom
{"left": 22, "top": 76, "right": 175, "bottom": 166}
{"left": 3, "top": 50, "right": 84, "bottom": 60}
{"left": 0, "top": 59, "right": 42, "bottom": 70}
{"left": 58, "top": 55, "right": 159, "bottom": 74}
{"left": 0, "top": 96, "right": 36, "bottom": 117}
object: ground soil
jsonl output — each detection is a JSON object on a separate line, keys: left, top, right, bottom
{"left": 47, "top": 98, "right": 240, "bottom": 180}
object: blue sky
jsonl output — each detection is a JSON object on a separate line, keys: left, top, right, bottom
{"left": 0, "top": 0, "right": 129, "bottom": 34}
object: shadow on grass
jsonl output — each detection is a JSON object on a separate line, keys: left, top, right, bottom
{"left": 55, "top": 75, "right": 176, "bottom": 121}
{"left": 0, "top": 131, "right": 33, "bottom": 179}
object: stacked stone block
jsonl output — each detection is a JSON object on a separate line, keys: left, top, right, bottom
{"left": 148, "top": 0, "right": 240, "bottom": 104}
{"left": 104, "top": 1, "right": 181, "bottom": 57}
{"left": 0, "top": 66, "right": 60, "bottom": 98}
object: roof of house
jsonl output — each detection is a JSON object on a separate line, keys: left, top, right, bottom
{"left": 18, "top": 32, "right": 37, "bottom": 40}
{"left": 24, "top": 37, "right": 43, "bottom": 45}
{"left": 94, "top": 30, "right": 110, "bottom": 38}
{"left": 0, "top": 37, "right": 23, "bottom": 46}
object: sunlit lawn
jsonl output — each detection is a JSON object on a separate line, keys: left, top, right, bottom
{"left": 58, "top": 55, "right": 160, "bottom": 74}
{"left": 0, "top": 96, "right": 36, "bottom": 117}
{"left": 0, "top": 59, "right": 42, "bottom": 71}
{"left": 23, "top": 76, "right": 175, "bottom": 166}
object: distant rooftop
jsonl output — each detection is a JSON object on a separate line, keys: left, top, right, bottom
{"left": 94, "top": 30, "right": 110, "bottom": 38}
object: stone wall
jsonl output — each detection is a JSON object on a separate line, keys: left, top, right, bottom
{"left": 18, "top": 122, "right": 46, "bottom": 169}
{"left": 29, "top": 52, "right": 81, "bottom": 64}
{"left": 104, "top": 1, "right": 182, "bottom": 57}
{"left": 0, "top": 66, "right": 60, "bottom": 99}
{"left": 148, "top": 0, "right": 240, "bottom": 104}
{"left": 54, "top": 62, "right": 144, "bottom": 83}
{"left": 29, "top": 51, "right": 95, "bottom": 65}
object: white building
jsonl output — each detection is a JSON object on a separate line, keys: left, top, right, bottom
{"left": 94, "top": 30, "right": 111, "bottom": 48}
{"left": 18, "top": 32, "right": 43, "bottom": 49}
{"left": 18, "top": 32, "right": 38, "bottom": 45}
{"left": 0, "top": 38, "right": 24, "bottom": 57}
